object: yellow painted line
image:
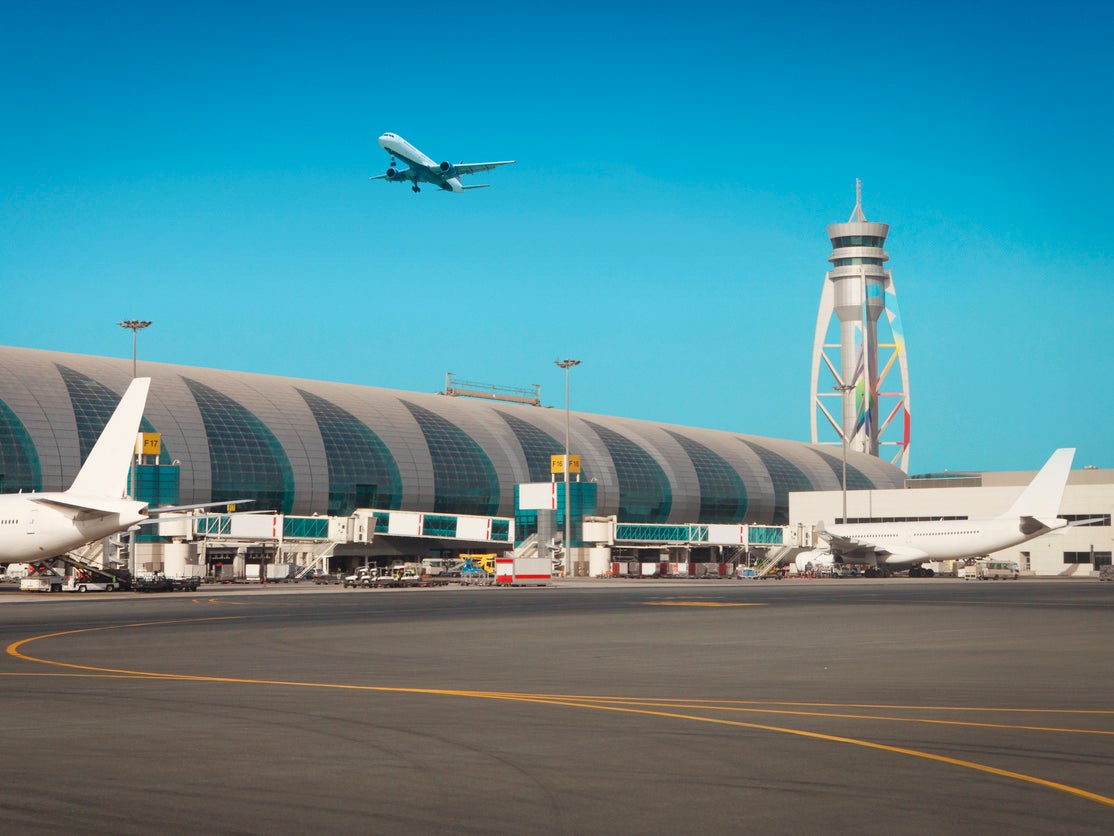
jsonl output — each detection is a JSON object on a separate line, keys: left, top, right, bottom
{"left": 497, "top": 696, "right": 1114, "bottom": 810}
{"left": 640, "top": 601, "right": 766, "bottom": 607}
{"left": 547, "top": 695, "right": 1114, "bottom": 716}
{"left": 540, "top": 697, "right": 1114, "bottom": 736}
{"left": 7, "top": 619, "right": 1113, "bottom": 810}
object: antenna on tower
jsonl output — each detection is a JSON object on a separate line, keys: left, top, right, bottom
{"left": 849, "top": 178, "right": 867, "bottom": 222}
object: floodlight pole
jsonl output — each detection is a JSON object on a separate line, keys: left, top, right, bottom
{"left": 118, "top": 319, "right": 151, "bottom": 578}
{"left": 834, "top": 383, "right": 855, "bottom": 523}
{"left": 555, "top": 359, "right": 580, "bottom": 575}
{"left": 117, "top": 319, "right": 152, "bottom": 379}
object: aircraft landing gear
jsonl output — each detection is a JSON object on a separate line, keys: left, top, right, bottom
{"left": 411, "top": 184, "right": 420, "bottom": 193}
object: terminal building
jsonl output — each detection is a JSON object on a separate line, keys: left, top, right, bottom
{"left": 0, "top": 349, "right": 1109, "bottom": 579}
{"left": 0, "top": 345, "right": 906, "bottom": 575}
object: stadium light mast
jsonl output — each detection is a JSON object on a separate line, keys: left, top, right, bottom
{"left": 555, "top": 358, "right": 580, "bottom": 574}
{"left": 117, "top": 319, "right": 152, "bottom": 378}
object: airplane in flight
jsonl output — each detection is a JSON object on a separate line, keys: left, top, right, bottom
{"left": 794, "top": 447, "right": 1076, "bottom": 577}
{"left": 0, "top": 377, "right": 243, "bottom": 566}
{"left": 371, "top": 132, "right": 515, "bottom": 193}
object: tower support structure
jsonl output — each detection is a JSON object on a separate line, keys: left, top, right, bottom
{"left": 810, "top": 181, "right": 911, "bottom": 471}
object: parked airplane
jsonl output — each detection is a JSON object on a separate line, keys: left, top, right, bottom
{"left": 0, "top": 378, "right": 240, "bottom": 565}
{"left": 371, "top": 132, "right": 514, "bottom": 192}
{"left": 795, "top": 448, "right": 1076, "bottom": 577}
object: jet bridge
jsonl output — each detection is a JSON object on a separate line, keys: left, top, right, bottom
{"left": 581, "top": 518, "right": 814, "bottom": 577}
{"left": 143, "top": 508, "right": 516, "bottom": 577}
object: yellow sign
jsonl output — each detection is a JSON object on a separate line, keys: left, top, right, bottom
{"left": 136, "top": 432, "right": 161, "bottom": 456}
{"left": 550, "top": 454, "right": 581, "bottom": 474}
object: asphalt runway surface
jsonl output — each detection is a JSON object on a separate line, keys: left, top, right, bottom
{"left": 2, "top": 578, "right": 1112, "bottom": 834}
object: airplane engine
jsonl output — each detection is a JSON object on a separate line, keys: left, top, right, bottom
{"left": 385, "top": 168, "right": 403, "bottom": 180}
{"left": 439, "top": 161, "right": 457, "bottom": 176}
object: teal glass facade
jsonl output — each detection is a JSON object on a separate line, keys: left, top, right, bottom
{"left": 130, "top": 463, "right": 181, "bottom": 542}
{"left": 298, "top": 389, "right": 401, "bottom": 516}
{"left": 183, "top": 378, "right": 295, "bottom": 514}
{"left": 814, "top": 450, "right": 872, "bottom": 491}
{"left": 666, "top": 430, "right": 748, "bottom": 523}
{"left": 0, "top": 398, "right": 41, "bottom": 493}
{"left": 583, "top": 420, "right": 671, "bottom": 523}
{"left": 497, "top": 411, "right": 564, "bottom": 482}
{"left": 740, "top": 441, "right": 815, "bottom": 524}
{"left": 401, "top": 401, "right": 500, "bottom": 516}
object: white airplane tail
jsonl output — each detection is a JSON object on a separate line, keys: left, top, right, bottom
{"left": 67, "top": 377, "right": 151, "bottom": 499}
{"left": 999, "top": 448, "right": 1075, "bottom": 520}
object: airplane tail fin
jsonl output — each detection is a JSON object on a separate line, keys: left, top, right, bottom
{"left": 67, "top": 378, "right": 151, "bottom": 499}
{"left": 999, "top": 448, "right": 1075, "bottom": 520}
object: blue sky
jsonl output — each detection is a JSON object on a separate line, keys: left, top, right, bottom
{"left": 2, "top": 1, "right": 1111, "bottom": 474}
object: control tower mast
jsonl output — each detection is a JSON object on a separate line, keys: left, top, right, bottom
{"left": 810, "top": 181, "right": 911, "bottom": 471}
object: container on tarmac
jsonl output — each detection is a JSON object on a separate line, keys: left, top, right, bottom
{"left": 495, "top": 557, "right": 550, "bottom": 586}
{"left": 265, "top": 563, "right": 297, "bottom": 581}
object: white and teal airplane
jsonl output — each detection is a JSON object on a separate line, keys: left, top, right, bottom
{"left": 796, "top": 448, "right": 1077, "bottom": 577}
{"left": 372, "top": 132, "right": 514, "bottom": 193}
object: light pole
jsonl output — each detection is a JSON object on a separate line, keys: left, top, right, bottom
{"left": 555, "top": 359, "right": 580, "bottom": 575}
{"left": 834, "top": 383, "right": 855, "bottom": 523}
{"left": 117, "top": 319, "right": 152, "bottom": 378}
{"left": 118, "top": 320, "right": 151, "bottom": 578}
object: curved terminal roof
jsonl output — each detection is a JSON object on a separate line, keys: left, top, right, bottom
{"left": 0, "top": 346, "right": 906, "bottom": 524}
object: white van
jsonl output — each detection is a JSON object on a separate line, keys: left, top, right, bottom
{"left": 975, "top": 560, "right": 1019, "bottom": 580}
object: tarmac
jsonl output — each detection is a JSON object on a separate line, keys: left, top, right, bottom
{"left": 1, "top": 576, "right": 1112, "bottom": 834}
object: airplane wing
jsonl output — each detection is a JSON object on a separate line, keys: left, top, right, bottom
{"left": 452, "top": 161, "right": 515, "bottom": 176}
{"left": 31, "top": 495, "right": 139, "bottom": 515}
{"left": 149, "top": 499, "right": 255, "bottom": 515}
{"left": 877, "top": 545, "right": 930, "bottom": 560}
{"left": 818, "top": 527, "right": 930, "bottom": 563}
{"left": 816, "top": 530, "right": 877, "bottom": 560}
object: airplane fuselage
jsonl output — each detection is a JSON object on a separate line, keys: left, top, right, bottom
{"left": 378, "top": 132, "right": 465, "bottom": 192}
{"left": 823, "top": 516, "right": 1067, "bottom": 567}
{"left": 0, "top": 494, "right": 148, "bottom": 563}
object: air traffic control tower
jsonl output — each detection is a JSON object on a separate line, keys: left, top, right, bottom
{"left": 810, "top": 181, "right": 911, "bottom": 471}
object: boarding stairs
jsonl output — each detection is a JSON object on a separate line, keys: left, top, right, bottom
{"left": 753, "top": 545, "right": 801, "bottom": 577}
{"left": 511, "top": 533, "right": 539, "bottom": 559}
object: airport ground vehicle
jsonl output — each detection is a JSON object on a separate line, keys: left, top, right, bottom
{"left": 974, "top": 559, "right": 1020, "bottom": 580}
{"left": 133, "top": 574, "right": 202, "bottom": 592}
{"left": 62, "top": 578, "right": 120, "bottom": 592}
{"left": 343, "top": 566, "right": 381, "bottom": 588}
{"left": 20, "top": 572, "right": 64, "bottom": 592}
